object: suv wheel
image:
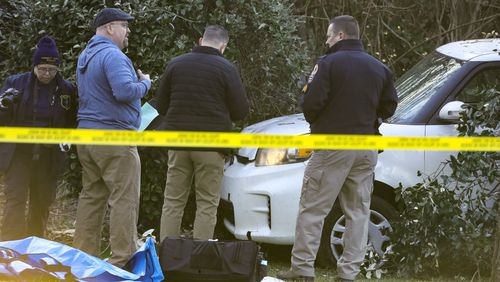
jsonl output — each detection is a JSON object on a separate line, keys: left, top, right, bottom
{"left": 316, "top": 196, "right": 397, "bottom": 268}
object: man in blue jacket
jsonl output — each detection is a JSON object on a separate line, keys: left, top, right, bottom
{"left": 0, "top": 36, "right": 77, "bottom": 240}
{"left": 279, "top": 15, "right": 398, "bottom": 281}
{"left": 150, "top": 25, "right": 249, "bottom": 241}
{"left": 73, "top": 7, "right": 151, "bottom": 267}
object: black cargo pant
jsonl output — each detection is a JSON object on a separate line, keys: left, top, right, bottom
{"left": 1, "top": 144, "right": 57, "bottom": 241}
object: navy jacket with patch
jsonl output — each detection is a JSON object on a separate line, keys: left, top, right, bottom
{"left": 0, "top": 72, "right": 77, "bottom": 173}
{"left": 302, "top": 39, "right": 398, "bottom": 135}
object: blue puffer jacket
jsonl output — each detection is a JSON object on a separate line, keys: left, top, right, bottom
{"left": 76, "top": 35, "right": 150, "bottom": 130}
{"left": 0, "top": 71, "right": 77, "bottom": 173}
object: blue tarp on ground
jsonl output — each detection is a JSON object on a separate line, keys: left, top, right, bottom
{"left": 0, "top": 236, "right": 163, "bottom": 281}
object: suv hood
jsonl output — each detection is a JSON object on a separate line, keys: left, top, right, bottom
{"left": 238, "top": 113, "right": 309, "bottom": 160}
{"left": 236, "top": 113, "right": 402, "bottom": 161}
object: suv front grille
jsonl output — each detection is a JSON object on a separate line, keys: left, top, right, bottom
{"left": 236, "top": 155, "right": 252, "bottom": 164}
{"left": 218, "top": 199, "right": 235, "bottom": 225}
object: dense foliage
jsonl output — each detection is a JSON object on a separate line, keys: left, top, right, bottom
{"left": 0, "top": 0, "right": 308, "bottom": 230}
{"left": 0, "top": 0, "right": 308, "bottom": 121}
{"left": 391, "top": 87, "right": 499, "bottom": 278}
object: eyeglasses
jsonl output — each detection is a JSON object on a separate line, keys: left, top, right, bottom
{"left": 37, "top": 67, "right": 58, "bottom": 75}
{"left": 109, "top": 22, "right": 129, "bottom": 29}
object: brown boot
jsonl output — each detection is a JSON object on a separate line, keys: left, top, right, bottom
{"left": 277, "top": 269, "right": 314, "bottom": 282}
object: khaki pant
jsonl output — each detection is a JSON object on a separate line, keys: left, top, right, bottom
{"left": 291, "top": 150, "right": 377, "bottom": 280}
{"left": 160, "top": 150, "right": 225, "bottom": 241}
{"left": 73, "top": 145, "right": 141, "bottom": 267}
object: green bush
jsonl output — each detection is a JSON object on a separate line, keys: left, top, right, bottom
{"left": 391, "top": 87, "right": 500, "bottom": 278}
{"left": 0, "top": 0, "right": 308, "bottom": 232}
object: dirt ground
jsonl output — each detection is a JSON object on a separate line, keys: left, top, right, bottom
{"left": 0, "top": 178, "right": 80, "bottom": 245}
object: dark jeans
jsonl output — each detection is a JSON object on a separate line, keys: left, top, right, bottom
{"left": 1, "top": 144, "right": 57, "bottom": 240}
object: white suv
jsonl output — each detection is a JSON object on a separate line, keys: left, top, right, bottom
{"left": 219, "top": 39, "right": 500, "bottom": 265}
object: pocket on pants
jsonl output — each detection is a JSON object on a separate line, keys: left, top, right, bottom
{"left": 300, "top": 169, "right": 323, "bottom": 201}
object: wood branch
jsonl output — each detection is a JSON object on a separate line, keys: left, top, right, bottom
{"left": 392, "top": 14, "right": 500, "bottom": 65}
{"left": 464, "top": 17, "right": 496, "bottom": 39}
{"left": 360, "top": 0, "right": 373, "bottom": 37}
{"left": 380, "top": 18, "right": 414, "bottom": 50}
{"left": 320, "top": 0, "right": 330, "bottom": 21}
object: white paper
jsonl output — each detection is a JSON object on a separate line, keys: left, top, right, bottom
{"left": 139, "top": 102, "right": 159, "bottom": 132}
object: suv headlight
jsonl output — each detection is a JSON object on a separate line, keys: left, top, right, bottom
{"left": 255, "top": 148, "right": 313, "bottom": 166}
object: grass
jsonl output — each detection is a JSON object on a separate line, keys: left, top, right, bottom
{"left": 260, "top": 244, "right": 478, "bottom": 282}
{"left": 267, "top": 262, "right": 480, "bottom": 281}
{"left": 0, "top": 179, "right": 490, "bottom": 281}
{"left": 0, "top": 179, "right": 104, "bottom": 249}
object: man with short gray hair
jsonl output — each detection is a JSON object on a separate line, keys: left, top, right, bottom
{"left": 202, "top": 25, "right": 229, "bottom": 45}
{"left": 151, "top": 25, "right": 249, "bottom": 241}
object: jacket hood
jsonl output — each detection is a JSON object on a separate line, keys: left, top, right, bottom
{"left": 77, "top": 35, "right": 117, "bottom": 74}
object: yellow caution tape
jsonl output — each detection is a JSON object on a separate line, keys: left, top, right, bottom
{"left": 0, "top": 127, "right": 498, "bottom": 151}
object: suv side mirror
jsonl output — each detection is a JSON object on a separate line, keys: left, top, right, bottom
{"left": 438, "top": 101, "right": 464, "bottom": 123}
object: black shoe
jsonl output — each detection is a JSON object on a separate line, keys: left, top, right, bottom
{"left": 277, "top": 269, "right": 314, "bottom": 281}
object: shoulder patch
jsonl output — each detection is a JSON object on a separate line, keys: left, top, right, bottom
{"left": 308, "top": 64, "right": 319, "bottom": 83}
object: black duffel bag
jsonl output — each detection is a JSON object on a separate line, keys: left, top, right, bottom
{"left": 159, "top": 237, "right": 265, "bottom": 282}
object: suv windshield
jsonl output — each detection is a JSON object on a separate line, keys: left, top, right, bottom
{"left": 388, "top": 52, "right": 463, "bottom": 123}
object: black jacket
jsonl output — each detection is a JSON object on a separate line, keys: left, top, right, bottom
{"left": 150, "top": 46, "right": 249, "bottom": 153}
{"left": 151, "top": 46, "right": 249, "bottom": 132}
{"left": 0, "top": 71, "right": 77, "bottom": 173}
{"left": 302, "top": 39, "right": 398, "bottom": 135}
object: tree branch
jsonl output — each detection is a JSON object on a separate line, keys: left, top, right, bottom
{"left": 392, "top": 14, "right": 500, "bottom": 65}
